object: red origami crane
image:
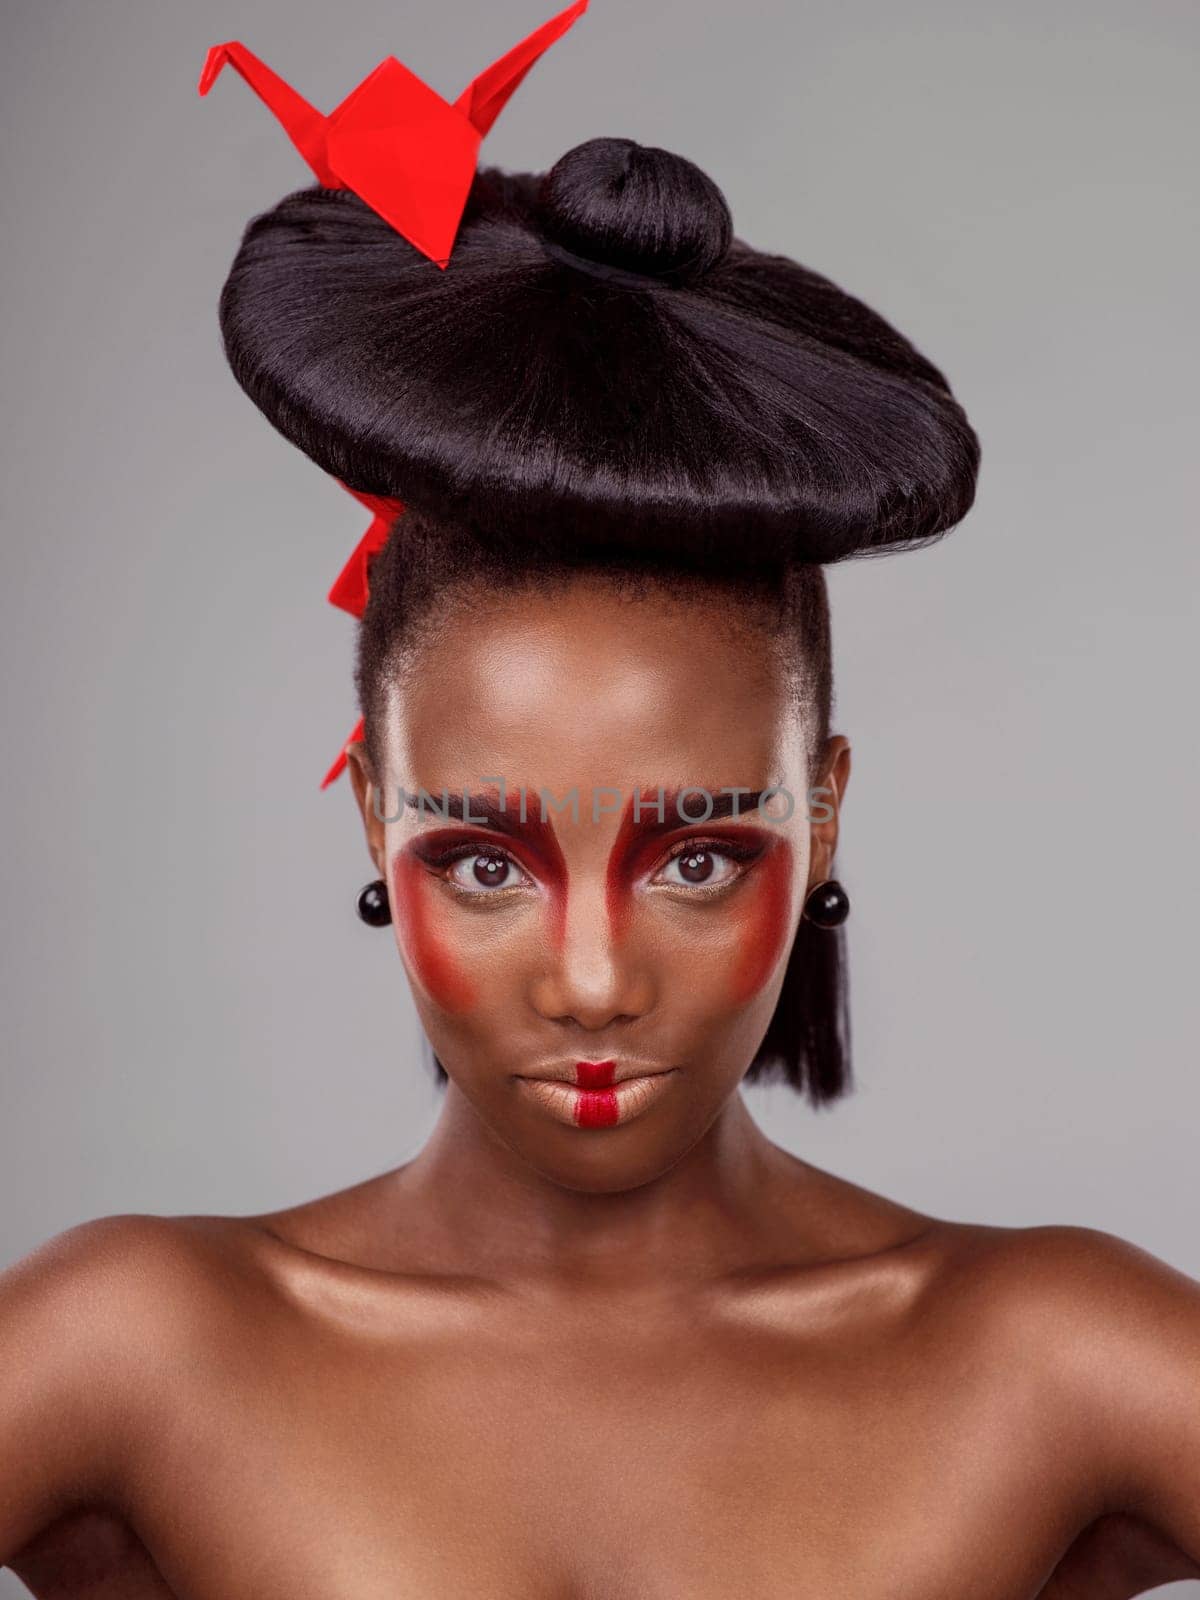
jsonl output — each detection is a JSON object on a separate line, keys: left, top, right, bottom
{"left": 199, "top": 0, "right": 590, "bottom": 787}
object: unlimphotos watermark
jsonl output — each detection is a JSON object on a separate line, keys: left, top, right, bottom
{"left": 371, "top": 779, "right": 835, "bottom": 827}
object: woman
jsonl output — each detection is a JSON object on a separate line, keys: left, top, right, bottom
{"left": 2, "top": 4, "right": 1198, "bottom": 1597}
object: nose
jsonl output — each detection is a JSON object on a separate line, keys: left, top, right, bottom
{"left": 528, "top": 875, "right": 655, "bottom": 1030}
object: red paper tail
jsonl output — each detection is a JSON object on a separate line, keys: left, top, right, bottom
{"left": 320, "top": 715, "right": 364, "bottom": 790}
{"left": 199, "top": 42, "right": 337, "bottom": 185}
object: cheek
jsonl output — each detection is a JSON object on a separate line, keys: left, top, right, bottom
{"left": 726, "top": 840, "right": 795, "bottom": 1005}
{"left": 390, "top": 854, "right": 478, "bottom": 1014}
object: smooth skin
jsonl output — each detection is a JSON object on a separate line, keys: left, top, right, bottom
{"left": 2, "top": 575, "right": 1199, "bottom": 1600}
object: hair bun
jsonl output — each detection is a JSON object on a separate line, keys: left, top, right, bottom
{"left": 219, "top": 155, "right": 979, "bottom": 564}
{"left": 536, "top": 137, "right": 733, "bottom": 287}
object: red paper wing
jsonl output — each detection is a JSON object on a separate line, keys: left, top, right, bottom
{"left": 456, "top": 0, "right": 589, "bottom": 137}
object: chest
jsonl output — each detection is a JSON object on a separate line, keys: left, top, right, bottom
{"left": 121, "top": 1314, "right": 1077, "bottom": 1600}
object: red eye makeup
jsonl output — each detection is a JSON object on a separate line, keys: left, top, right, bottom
{"left": 403, "top": 800, "right": 571, "bottom": 949}
{"left": 391, "top": 786, "right": 796, "bottom": 1016}
{"left": 605, "top": 790, "right": 778, "bottom": 942}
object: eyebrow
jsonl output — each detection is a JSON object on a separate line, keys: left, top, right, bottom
{"left": 402, "top": 787, "right": 770, "bottom": 838}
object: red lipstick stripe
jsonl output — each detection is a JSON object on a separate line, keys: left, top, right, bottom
{"left": 575, "top": 1059, "right": 615, "bottom": 1089}
{"left": 576, "top": 1088, "right": 619, "bottom": 1127}
{"left": 574, "top": 1059, "right": 617, "bottom": 1126}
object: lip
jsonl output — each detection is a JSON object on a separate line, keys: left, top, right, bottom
{"left": 527, "top": 1059, "right": 663, "bottom": 1086}
{"left": 516, "top": 1067, "right": 678, "bottom": 1129}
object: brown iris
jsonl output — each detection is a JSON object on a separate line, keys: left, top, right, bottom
{"left": 676, "top": 848, "right": 717, "bottom": 885}
{"left": 472, "top": 853, "right": 512, "bottom": 888}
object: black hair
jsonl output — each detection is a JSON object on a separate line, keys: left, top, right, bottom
{"left": 217, "top": 136, "right": 981, "bottom": 1107}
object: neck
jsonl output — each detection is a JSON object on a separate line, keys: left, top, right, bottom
{"left": 384, "top": 1083, "right": 822, "bottom": 1291}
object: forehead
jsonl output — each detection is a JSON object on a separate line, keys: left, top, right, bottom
{"left": 382, "top": 577, "right": 805, "bottom": 792}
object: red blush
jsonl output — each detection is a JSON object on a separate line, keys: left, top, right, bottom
{"left": 390, "top": 804, "right": 572, "bottom": 1011}
{"left": 575, "top": 1058, "right": 618, "bottom": 1127}
{"left": 390, "top": 851, "right": 477, "bottom": 1012}
{"left": 727, "top": 838, "right": 795, "bottom": 1004}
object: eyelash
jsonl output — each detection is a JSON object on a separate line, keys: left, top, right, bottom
{"left": 416, "top": 835, "right": 766, "bottom": 901}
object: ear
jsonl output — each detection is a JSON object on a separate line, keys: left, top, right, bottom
{"left": 806, "top": 735, "right": 852, "bottom": 888}
{"left": 345, "top": 740, "right": 388, "bottom": 879}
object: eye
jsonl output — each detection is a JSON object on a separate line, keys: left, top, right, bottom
{"left": 443, "top": 847, "right": 531, "bottom": 896}
{"left": 652, "top": 839, "right": 762, "bottom": 892}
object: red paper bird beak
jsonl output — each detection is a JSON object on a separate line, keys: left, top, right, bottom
{"left": 199, "top": 0, "right": 588, "bottom": 265}
{"left": 201, "top": 1, "right": 589, "bottom": 786}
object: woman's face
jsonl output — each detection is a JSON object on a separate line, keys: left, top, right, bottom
{"left": 348, "top": 576, "right": 850, "bottom": 1192}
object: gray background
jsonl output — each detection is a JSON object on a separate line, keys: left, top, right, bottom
{"left": 2, "top": 0, "right": 1197, "bottom": 1593}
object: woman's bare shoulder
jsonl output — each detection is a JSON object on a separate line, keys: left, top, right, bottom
{"left": 799, "top": 1155, "right": 1197, "bottom": 1302}
{"left": 921, "top": 1216, "right": 1200, "bottom": 1334}
{"left": 781, "top": 1166, "right": 1199, "bottom": 1381}
{"left": 812, "top": 1201, "right": 1200, "bottom": 1576}
{"left": 0, "top": 1212, "right": 247, "bottom": 1565}
{"left": 2, "top": 1211, "right": 227, "bottom": 1320}
{"left": 861, "top": 1205, "right": 1200, "bottom": 1353}
{"left": 3, "top": 1209, "right": 285, "bottom": 1302}
{"left": 956, "top": 1220, "right": 1200, "bottom": 1578}
{"left": 0, "top": 1209, "right": 291, "bottom": 1401}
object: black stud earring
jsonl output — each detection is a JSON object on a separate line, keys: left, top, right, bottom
{"left": 356, "top": 878, "right": 392, "bottom": 927}
{"left": 802, "top": 878, "right": 850, "bottom": 928}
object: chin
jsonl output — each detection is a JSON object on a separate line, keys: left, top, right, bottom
{"left": 497, "top": 1106, "right": 718, "bottom": 1196}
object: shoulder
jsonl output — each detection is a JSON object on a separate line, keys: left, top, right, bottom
{"left": 1, "top": 1210, "right": 284, "bottom": 1445}
{"left": 880, "top": 1217, "right": 1200, "bottom": 1434}
{"left": 952, "top": 1221, "right": 1200, "bottom": 1346}
{"left": 0, "top": 1213, "right": 245, "bottom": 1556}
{"left": 941, "top": 1222, "right": 1200, "bottom": 1553}
{"left": 925, "top": 1220, "right": 1200, "bottom": 1372}
{"left": 2, "top": 1209, "right": 275, "bottom": 1323}
{"left": 2, "top": 1211, "right": 207, "bottom": 1336}
{"left": 0, "top": 1212, "right": 277, "bottom": 1411}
